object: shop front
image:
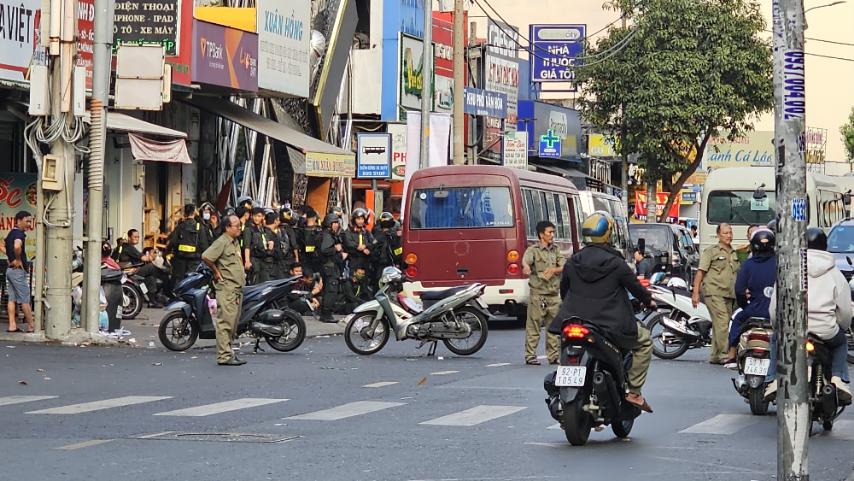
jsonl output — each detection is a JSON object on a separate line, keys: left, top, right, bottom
{"left": 516, "top": 100, "right": 587, "bottom": 187}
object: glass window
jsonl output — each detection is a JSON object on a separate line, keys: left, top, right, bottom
{"left": 522, "top": 189, "right": 536, "bottom": 238}
{"left": 828, "top": 225, "right": 854, "bottom": 253}
{"left": 553, "top": 193, "right": 571, "bottom": 240}
{"left": 409, "top": 186, "right": 514, "bottom": 229}
{"left": 707, "top": 190, "right": 778, "bottom": 225}
{"left": 629, "top": 226, "right": 671, "bottom": 253}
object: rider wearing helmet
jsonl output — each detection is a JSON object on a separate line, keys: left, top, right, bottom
{"left": 767, "top": 228, "right": 852, "bottom": 402}
{"left": 343, "top": 207, "right": 375, "bottom": 273}
{"left": 549, "top": 211, "right": 655, "bottom": 412}
{"left": 724, "top": 228, "right": 777, "bottom": 365}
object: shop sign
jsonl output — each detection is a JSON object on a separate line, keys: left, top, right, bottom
{"left": 399, "top": 34, "right": 426, "bottom": 112}
{"left": 463, "top": 87, "right": 507, "bottom": 118}
{"left": 701, "top": 131, "right": 774, "bottom": 170}
{"left": 257, "top": 0, "right": 310, "bottom": 97}
{"left": 529, "top": 24, "right": 585, "bottom": 86}
{"left": 519, "top": 100, "right": 580, "bottom": 160}
{"left": 113, "top": 0, "right": 181, "bottom": 55}
{"left": 304, "top": 153, "right": 356, "bottom": 178}
{"left": 680, "top": 190, "right": 697, "bottom": 205}
{"left": 503, "top": 131, "right": 527, "bottom": 170}
{"left": 804, "top": 126, "right": 827, "bottom": 164}
{"left": 388, "top": 123, "right": 407, "bottom": 181}
{"left": 634, "top": 191, "right": 680, "bottom": 221}
{"left": 192, "top": 20, "right": 258, "bottom": 91}
{"left": 356, "top": 133, "right": 392, "bottom": 179}
{"left": 0, "top": 173, "right": 37, "bottom": 260}
{"left": 538, "top": 129, "right": 561, "bottom": 158}
{"left": 432, "top": 13, "right": 453, "bottom": 113}
{"left": 588, "top": 133, "right": 617, "bottom": 158}
{"left": 0, "top": 0, "right": 38, "bottom": 82}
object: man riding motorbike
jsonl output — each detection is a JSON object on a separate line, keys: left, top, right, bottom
{"left": 548, "top": 211, "right": 655, "bottom": 413}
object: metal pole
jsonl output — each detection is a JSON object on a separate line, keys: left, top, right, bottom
{"left": 773, "top": 0, "right": 809, "bottom": 479}
{"left": 452, "top": 0, "right": 465, "bottom": 164}
{"left": 83, "top": 0, "right": 115, "bottom": 333}
{"left": 620, "top": 16, "right": 629, "bottom": 214}
{"left": 418, "top": 0, "right": 433, "bottom": 170}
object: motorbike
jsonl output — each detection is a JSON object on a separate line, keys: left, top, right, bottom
{"left": 643, "top": 274, "right": 713, "bottom": 360}
{"left": 804, "top": 334, "right": 849, "bottom": 431}
{"left": 543, "top": 310, "right": 651, "bottom": 446}
{"left": 731, "top": 317, "right": 774, "bottom": 415}
{"left": 342, "top": 266, "right": 489, "bottom": 356}
{"left": 847, "top": 326, "right": 853, "bottom": 365}
{"left": 158, "top": 266, "right": 306, "bottom": 353}
{"left": 120, "top": 263, "right": 169, "bottom": 320}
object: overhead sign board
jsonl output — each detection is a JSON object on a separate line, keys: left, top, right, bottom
{"left": 463, "top": 87, "right": 507, "bottom": 118}
{"left": 530, "top": 24, "right": 585, "bottom": 86}
{"left": 257, "top": 0, "right": 310, "bottom": 97}
{"left": 539, "top": 129, "right": 562, "bottom": 158}
{"left": 356, "top": 133, "right": 392, "bottom": 179}
{"left": 113, "top": 0, "right": 181, "bottom": 56}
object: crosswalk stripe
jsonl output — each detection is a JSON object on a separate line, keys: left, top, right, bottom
{"left": 56, "top": 439, "right": 114, "bottom": 450}
{"left": 430, "top": 370, "right": 459, "bottom": 376}
{"left": 419, "top": 405, "right": 527, "bottom": 427}
{"left": 27, "top": 396, "right": 172, "bottom": 415}
{"left": 679, "top": 414, "right": 760, "bottom": 435}
{"left": 486, "top": 363, "right": 511, "bottom": 367}
{"left": 154, "top": 398, "right": 288, "bottom": 417}
{"left": 362, "top": 381, "right": 399, "bottom": 388}
{"left": 286, "top": 401, "right": 405, "bottom": 421}
{"left": 0, "top": 395, "right": 58, "bottom": 407}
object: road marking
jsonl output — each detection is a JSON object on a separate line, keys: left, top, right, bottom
{"left": 362, "top": 381, "right": 399, "bottom": 388}
{"left": 547, "top": 423, "right": 561, "bottom": 430}
{"left": 56, "top": 439, "right": 114, "bottom": 450}
{"left": 0, "top": 395, "right": 58, "bottom": 407}
{"left": 27, "top": 396, "right": 172, "bottom": 415}
{"left": 486, "top": 363, "right": 511, "bottom": 367}
{"left": 679, "top": 413, "right": 760, "bottom": 435}
{"left": 154, "top": 398, "right": 288, "bottom": 417}
{"left": 286, "top": 401, "right": 405, "bottom": 421}
{"left": 524, "top": 441, "right": 566, "bottom": 448}
{"left": 430, "top": 370, "right": 459, "bottom": 376}
{"left": 420, "top": 405, "right": 526, "bottom": 427}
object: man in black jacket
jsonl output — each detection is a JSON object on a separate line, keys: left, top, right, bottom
{"left": 549, "top": 211, "right": 655, "bottom": 413}
{"left": 318, "top": 213, "right": 346, "bottom": 323}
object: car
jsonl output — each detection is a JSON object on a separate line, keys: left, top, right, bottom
{"left": 826, "top": 219, "right": 854, "bottom": 280}
{"left": 629, "top": 223, "right": 699, "bottom": 282}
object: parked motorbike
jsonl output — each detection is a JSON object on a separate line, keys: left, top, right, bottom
{"left": 120, "top": 262, "right": 169, "bottom": 320}
{"left": 543, "top": 311, "right": 652, "bottom": 446}
{"left": 342, "top": 266, "right": 489, "bottom": 356}
{"left": 158, "top": 266, "right": 306, "bottom": 353}
{"left": 731, "top": 317, "right": 773, "bottom": 415}
{"left": 643, "top": 274, "right": 713, "bottom": 360}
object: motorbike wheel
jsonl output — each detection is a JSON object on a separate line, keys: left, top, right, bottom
{"left": 748, "top": 387, "right": 769, "bottom": 415}
{"left": 443, "top": 306, "right": 489, "bottom": 356}
{"left": 344, "top": 314, "right": 390, "bottom": 355}
{"left": 122, "top": 284, "right": 144, "bottom": 320}
{"left": 647, "top": 312, "right": 690, "bottom": 360}
{"left": 158, "top": 311, "right": 198, "bottom": 351}
{"left": 265, "top": 309, "right": 306, "bottom": 352}
{"left": 612, "top": 417, "right": 634, "bottom": 439}
{"left": 561, "top": 400, "right": 592, "bottom": 446}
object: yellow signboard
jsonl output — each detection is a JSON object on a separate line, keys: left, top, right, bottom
{"left": 702, "top": 131, "right": 774, "bottom": 170}
{"left": 588, "top": 134, "right": 616, "bottom": 158}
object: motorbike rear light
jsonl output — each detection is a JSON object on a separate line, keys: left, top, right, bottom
{"left": 405, "top": 266, "right": 418, "bottom": 278}
{"left": 507, "top": 263, "right": 520, "bottom": 275}
{"left": 747, "top": 332, "right": 770, "bottom": 343}
{"left": 806, "top": 340, "right": 815, "bottom": 353}
{"left": 404, "top": 253, "right": 418, "bottom": 265}
{"left": 506, "top": 250, "right": 520, "bottom": 262}
{"left": 562, "top": 324, "right": 590, "bottom": 340}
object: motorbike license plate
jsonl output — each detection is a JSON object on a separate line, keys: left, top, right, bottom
{"left": 744, "top": 357, "right": 770, "bottom": 376}
{"left": 139, "top": 283, "right": 148, "bottom": 294}
{"left": 555, "top": 366, "right": 587, "bottom": 387}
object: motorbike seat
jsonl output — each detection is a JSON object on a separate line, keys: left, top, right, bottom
{"left": 668, "top": 286, "right": 692, "bottom": 298}
{"left": 420, "top": 286, "right": 468, "bottom": 301}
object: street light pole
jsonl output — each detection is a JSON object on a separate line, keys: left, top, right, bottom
{"left": 772, "top": 0, "right": 809, "bottom": 479}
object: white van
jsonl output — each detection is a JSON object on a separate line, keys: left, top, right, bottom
{"left": 699, "top": 167, "right": 846, "bottom": 252}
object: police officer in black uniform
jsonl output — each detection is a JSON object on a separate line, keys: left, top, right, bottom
{"left": 244, "top": 207, "right": 274, "bottom": 284}
{"left": 371, "top": 212, "right": 402, "bottom": 285}
{"left": 299, "top": 207, "right": 322, "bottom": 274}
{"left": 343, "top": 208, "right": 375, "bottom": 274}
{"left": 200, "top": 202, "right": 222, "bottom": 244}
{"left": 279, "top": 207, "right": 300, "bottom": 272}
{"left": 168, "top": 204, "right": 207, "bottom": 283}
{"left": 318, "top": 213, "right": 345, "bottom": 323}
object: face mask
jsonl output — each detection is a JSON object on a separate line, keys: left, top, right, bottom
{"left": 354, "top": 272, "right": 365, "bottom": 281}
{"left": 203, "top": 212, "right": 211, "bottom": 221}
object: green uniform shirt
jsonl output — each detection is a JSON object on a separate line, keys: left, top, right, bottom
{"left": 202, "top": 234, "right": 246, "bottom": 290}
{"left": 522, "top": 242, "right": 565, "bottom": 296}
{"left": 698, "top": 243, "right": 739, "bottom": 298}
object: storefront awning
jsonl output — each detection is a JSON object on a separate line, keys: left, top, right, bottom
{"left": 535, "top": 164, "right": 590, "bottom": 180}
{"left": 185, "top": 96, "right": 355, "bottom": 178}
{"left": 104, "top": 113, "right": 188, "bottom": 138}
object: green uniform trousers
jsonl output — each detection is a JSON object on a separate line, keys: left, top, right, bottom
{"left": 627, "top": 324, "right": 653, "bottom": 395}
{"left": 525, "top": 294, "right": 560, "bottom": 363}
{"left": 215, "top": 288, "right": 243, "bottom": 363}
{"left": 705, "top": 295, "right": 735, "bottom": 362}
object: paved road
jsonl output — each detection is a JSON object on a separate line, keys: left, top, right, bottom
{"left": 1, "top": 327, "right": 853, "bottom": 481}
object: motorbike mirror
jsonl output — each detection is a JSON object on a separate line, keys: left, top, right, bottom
{"left": 847, "top": 255, "right": 853, "bottom": 267}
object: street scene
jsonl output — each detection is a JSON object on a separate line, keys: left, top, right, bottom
{"left": 1, "top": 0, "right": 854, "bottom": 479}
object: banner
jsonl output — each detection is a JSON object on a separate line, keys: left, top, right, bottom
{"left": 0, "top": 0, "right": 39, "bottom": 82}
{"left": 399, "top": 34, "right": 426, "bottom": 112}
{"left": 257, "top": 0, "right": 310, "bottom": 97}
{"left": 192, "top": 20, "right": 258, "bottom": 91}
{"left": 388, "top": 123, "right": 407, "bottom": 181}
{"left": 402, "top": 112, "right": 451, "bottom": 217}
{"left": 503, "top": 131, "right": 528, "bottom": 170}
{"left": 634, "top": 191, "right": 679, "bottom": 221}
{"left": 463, "top": 87, "right": 507, "bottom": 118}
{"left": 0, "top": 173, "right": 37, "bottom": 260}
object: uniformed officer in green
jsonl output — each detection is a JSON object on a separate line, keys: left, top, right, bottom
{"left": 522, "top": 220, "right": 565, "bottom": 365}
{"left": 202, "top": 214, "right": 247, "bottom": 366}
{"left": 692, "top": 223, "right": 739, "bottom": 364}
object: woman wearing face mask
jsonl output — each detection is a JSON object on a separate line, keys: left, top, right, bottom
{"left": 199, "top": 202, "right": 222, "bottom": 244}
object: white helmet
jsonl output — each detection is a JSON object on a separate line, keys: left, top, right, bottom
{"left": 666, "top": 277, "right": 689, "bottom": 290}
{"left": 379, "top": 266, "right": 403, "bottom": 289}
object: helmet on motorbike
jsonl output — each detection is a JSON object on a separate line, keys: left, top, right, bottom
{"left": 666, "top": 277, "right": 689, "bottom": 290}
{"left": 807, "top": 227, "right": 827, "bottom": 251}
{"left": 351, "top": 208, "right": 369, "bottom": 225}
{"left": 581, "top": 211, "right": 614, "bottom": 244}
{"left": 750, "top": 228, "right": 776, "bottom": 256}
{"left": 378, "top": 266, "right": 403, "bottom": 289}
{"left": 378, "top": 211, "right": 396, "bottom": 229}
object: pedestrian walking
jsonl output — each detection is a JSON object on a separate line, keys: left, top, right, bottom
{"left": 4, "top": 211, "right": 34, "bottom": 333}
{"left": 692, "top": 223, "right": 739, "bottom": 364}
{"left": 201, "top": 214, "right": 247, "bottom": 366}
{"left": 521, "top": 221, "right": 564, "bottom": 365}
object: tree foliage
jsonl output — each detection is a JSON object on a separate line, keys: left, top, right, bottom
{"left": 577, "top": 0, "right": 773, "bottom": 221}
{"left": 841, "top": 108, "right": 854, "bottom": 160}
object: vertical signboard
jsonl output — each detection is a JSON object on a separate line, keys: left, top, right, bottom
{"left": 388, "top": 123, "right": 407, "bottom": 181}
{"left": 432, "top": 13, "right": 453, "bottom": 113}
{"left": 399, "top": 34, "right": 427, "bottom": 113}
{"left": 0, "top": 0, "right": 38, "bottom": 82}
{"left": 484, "top": 53, "right": 519, "bottom": 155}
{"left": 257, "top": 0, "right": 310, "bottom": 97}
{"left": 356, "top": 133, "right": 392, "bottom": 179}
{"left": 77, "top": 0, "right": 95, "bottom": 88}
{"left": 529, "top": 24, "right": 585, "bottom": 87}
{"left": 503, "top": 131, "right": 528, "bottom": 170}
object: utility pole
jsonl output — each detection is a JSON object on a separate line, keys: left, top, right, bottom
{"left": 620, "top": 16, "right": 629, "bottom": 214}
{"left": 83, "top": 0, "right": 115, "bottom": 333}
{"left": 772, "top": 0, "right": 809, "bottom": 479}
{"left": 452, "top": 0, "right": 465, "bottom": 164}
{"left": 418, "top": 0, "right": 433, "bottom": 169}
{"left": 43, "top": 0, "right": 78, "bottom": 339}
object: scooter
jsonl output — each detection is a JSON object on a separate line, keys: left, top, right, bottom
{"left": 158, "top": 266, "right": 306, "bottom": 353}
{"left": 342, "top": 266, "right": 489, "bottom": 356}
{"left": 731, "top": 317, "right": 774, "bottom": 415}
{"left": 804, "top": 334, "right": 849, "bottom": 431}
{"left": 643, "top": 273, "right": 713, "bottom": 360}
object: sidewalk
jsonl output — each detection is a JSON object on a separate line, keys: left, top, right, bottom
{"left": 0, "top": 308, "right": 346, "bottom": 348}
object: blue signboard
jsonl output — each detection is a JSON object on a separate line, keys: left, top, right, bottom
{"left": 529, "top": 24, "right": 586, "bottom": 85}
{"left": 538, "top": 130, "right": 562, "bottom": 158}
{"left": 356, "top": 133, "right": 392, "bottom": 179}
{"left": 463, "top": 87, "right": 508, "bottom": 118}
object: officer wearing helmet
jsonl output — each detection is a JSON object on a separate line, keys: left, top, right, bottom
{"left": 318, "top": 212, "right": 346, "bottom": 322}
{"left": 299, "top": 207, "right": 322, "bottom": 274}
{"left": 279, "top": 206, "right": 300, "bottom": 270}
{"left": 200, "top": 202, "right": 221, "bottom": 243}
{"left": 167, "top": 203, "right": 207, "bottom": 283}
{"left": 724, "top": 228, "right": 777, "bottom": 366}
{"left": 343, "top": 207, "right": 375, "bottom": 274}
{"left": 372, "top": 212, "right": 402, "bottom": 281}
{"left": 243, "top": 207, "right": 273, "bottom": 284}
{"left": 549, "top": 211, "right": 655, "bottom": 413}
